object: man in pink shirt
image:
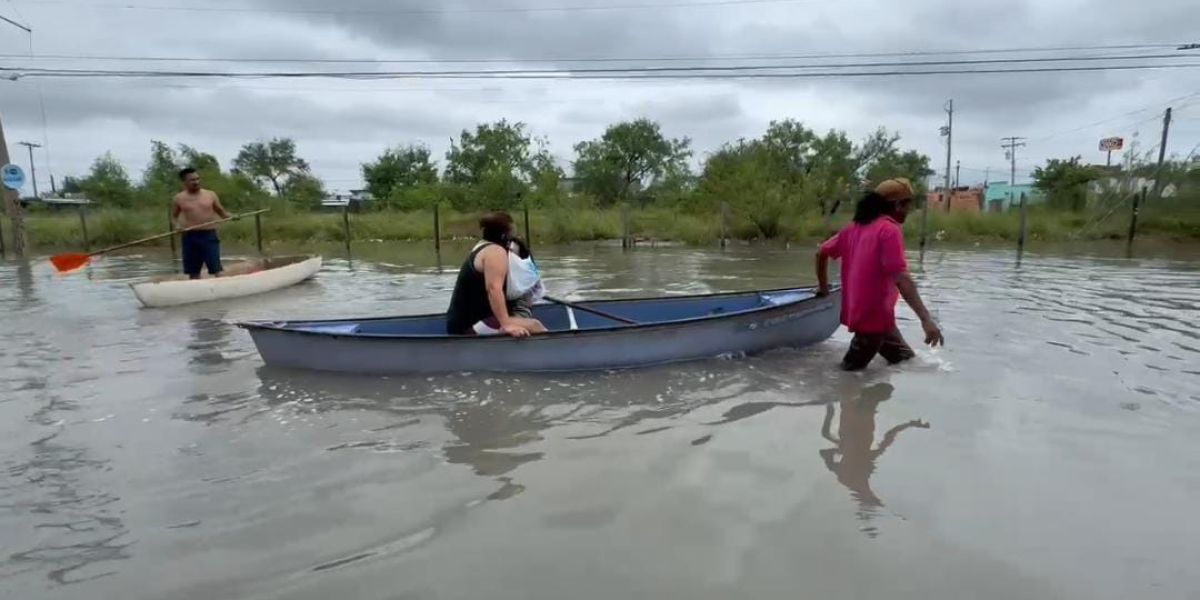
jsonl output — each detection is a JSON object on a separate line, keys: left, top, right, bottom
{"left": 816, "top": 178, "right": 944, "bottom": 371}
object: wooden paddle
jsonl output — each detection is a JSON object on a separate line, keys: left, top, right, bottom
{"left": 544, "top": 295, "right": 638, "bottom": 325}
{"left": 50, "top": 209, "right": 269, "bottom": 273}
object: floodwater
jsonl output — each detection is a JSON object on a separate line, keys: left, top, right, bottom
{"left": 1, "top": 242, "right": 1198, "bottom": 600}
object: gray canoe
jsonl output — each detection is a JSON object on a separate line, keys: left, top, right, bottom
{"left": 237, "top": 286, "right": 842, "bottom": 374}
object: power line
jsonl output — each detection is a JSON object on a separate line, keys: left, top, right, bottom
{"left": 0, "top": 43, "right": 1188, "bottom": 65}
{"left": 6, "top": 0, "right": 815, "bottom": 16}
{"left": 8, "top": 52, "right": 1190, "bottom": 76}
{"left": 1031, "top": 90, "right": 1200, "bottom": 142}
{"left": 6, "top": 61, "right": 1200, "bottom": 81}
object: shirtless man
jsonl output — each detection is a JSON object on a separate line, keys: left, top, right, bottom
{"left": 172, "top": 168, "right": 232, "bottom": 279}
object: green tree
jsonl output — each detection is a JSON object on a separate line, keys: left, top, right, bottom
{"left": 572, "top": 119, "right": 691, "bottom": 206}
{"left": 1033, "top": 156, "right": 1101, "bottom": 212}
{"left": 362, "top": 145, "right": 438, "bottom": 206}
{"left": 233, "top": 138, "right": 311, "bottom": 197}
{"left": 281, "top": 174, "right": 326, "bottom": 211}
{"left": 80, "top": 152, "right": 135, "bottom": 207}
{"left": 445, "top": 120, "right": 541, "bottom": 208}
{"left": 143, "top": 140, "right": 180, "bottom": 191}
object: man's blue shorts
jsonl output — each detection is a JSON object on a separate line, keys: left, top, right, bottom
{"left": 182, "top": 230, "right": 222, "bottom": 278}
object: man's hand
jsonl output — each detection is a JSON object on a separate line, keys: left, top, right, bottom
{"left": 816, "top": 284, "right": 831, "bottom": 298}
{"left": 502, "top": 323, "right": 531, "bottom": 338}
{"left": 921, "top": 318, "right": 944, "bottom": 347}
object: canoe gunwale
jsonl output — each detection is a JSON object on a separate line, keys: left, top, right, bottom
{"left": 237, "top": 285, "right": 840, "bottom": 342}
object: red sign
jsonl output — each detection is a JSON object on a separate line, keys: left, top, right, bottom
{"left": 1099, "top": 137, "right": 1124, "bottom": 151}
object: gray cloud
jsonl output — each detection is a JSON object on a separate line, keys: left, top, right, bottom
{"left": 0, "top": 0, "right": 1197, "bottom": 194}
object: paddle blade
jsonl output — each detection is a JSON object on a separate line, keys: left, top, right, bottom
{"left": 50, "top": 253, "right": 91, "bottom": 273}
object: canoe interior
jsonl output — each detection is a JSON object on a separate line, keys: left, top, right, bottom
{"left": 145, "top": 255, "right": 311, "bottom": 283}
{"left": 281, "top": 288, "right": 816, "bottom": 337}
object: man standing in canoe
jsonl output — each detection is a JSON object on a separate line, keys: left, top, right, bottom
{"left": 172, "top": 167, "right": 232, "bottom": 279}
{"left": 815, "top": 178, "right": 944, "bottom": 370}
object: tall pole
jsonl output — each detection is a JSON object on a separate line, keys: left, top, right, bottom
{"left": 1, "top": 12, "right": 32, "bottom": 258}
{"left": 1151, "top": 107, "right": 1172, "bottom": 202}
{"left": 1001, "top": 136, "right": 1026, "bottom": 210}
{"left": 954, "top": 160, "right": 961, "bottom": 188}
{"left": 923, "top": 99, "right": 951, "bottom": 260}
{"left": 0, "top": 113, "right": 28, "bottom": 258}
{"left": 18, "top": 141, "right": 40, "bottom": 198}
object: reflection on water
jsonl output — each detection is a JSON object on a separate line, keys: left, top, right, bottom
{"left": 1, "top": 243, "right": 1200, "bottom": 599}
{"left": 819, "top": 382, "right": 928, "bottom": 537}
{"left": 252, "top": 364, "right": 777, "bottom": 503}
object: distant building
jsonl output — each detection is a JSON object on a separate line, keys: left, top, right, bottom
{"left": 320, "top": 189, "right": 373, "bottom": 212}
{"left": 984, "top": 183, "right": 1044, "bottom": 212}
{"left": 925, "top": 186, "right": 985, "bottom": 213}
{"left": 1088, "top": 177, "right": 1175, "bottom": 200}
{"left": 21, "top": 194, "right": 93, "bottom": 210}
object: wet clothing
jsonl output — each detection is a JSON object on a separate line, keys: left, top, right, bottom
{"left": 819, "top": 216, "right": 907, "bottom": 334}
{"left": 446, "top": 243, "right": 503, "bottom": 335}
{"left": 181, "top": 230, "right": 223, "bottom": 279}
{"left": 840, "top": 327, "right": 916, "bottom": 371}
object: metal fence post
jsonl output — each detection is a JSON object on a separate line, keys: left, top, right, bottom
{"left": 342, "top": 204, "right": 352, "bottom": 259}
{"left": 255, "top": 211, "right": 264, "bottom": 255}
{"left": 433, "top": 202, "right": 441, "bottom": 254}
{"left": 78, "top": 205, "right": 90, "bottom": 251}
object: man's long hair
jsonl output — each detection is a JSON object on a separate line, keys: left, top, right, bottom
{"left": 852, "top": 191, "right": 893, "bottom": 225}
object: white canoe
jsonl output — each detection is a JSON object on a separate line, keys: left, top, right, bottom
{"left": 131, "top": 255, "right": 322, "bottom": 308}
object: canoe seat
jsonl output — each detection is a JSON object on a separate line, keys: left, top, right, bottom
{"left": 759, "top": 291, "right": 809, "bottom": 306}
{"left": 294, "top": 323, "right": 361, "bottom": 335}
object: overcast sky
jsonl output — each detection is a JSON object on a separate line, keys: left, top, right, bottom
{"left": 1, "top": 0, "right": 1199, "bottom": 197}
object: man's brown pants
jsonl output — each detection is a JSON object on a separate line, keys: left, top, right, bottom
{"left": 841, "top": 327, "right": 916, "bottom": 371}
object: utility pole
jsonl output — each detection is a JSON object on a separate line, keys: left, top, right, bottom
{"left": 0, "top": 112, "right": 27, "bottom": 258}
{"left": 18, "top": 141, "right": 40, "bottom": 198}
{"left": 1151, "top": 107, "right": 1172, "bottom": 202}
{"left": 1, "top": 10, "right": 31, "bottom": 258}
{"left": 923, "top": 99, "right": 952, "bottom": 259}
{"left": 954, "top": 160, "right": 961, "bottom": 188}
{"left": 1001, "top": 136, "right": 1026, "bottom": 209}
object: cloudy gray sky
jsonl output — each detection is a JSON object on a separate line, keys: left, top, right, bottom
{"left": 1, "top": 0, "right": 1199, "bottom": 197}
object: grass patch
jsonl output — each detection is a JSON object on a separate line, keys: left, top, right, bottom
{"left": 10, "top": 202, "right": 1200, "bottom": 253}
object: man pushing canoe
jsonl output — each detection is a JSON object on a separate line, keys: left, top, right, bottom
{"left": 815, "top": 178, "right": 944, "bottom": 370}
{"left": 172, "top": 167, "right": 233, "bottom": 279}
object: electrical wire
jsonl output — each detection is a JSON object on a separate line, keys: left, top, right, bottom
{"left": 0, "top": 42, "right": 1189, "bottom": 65}
{"left": 5, "top": 60, "right": 1200, "bottom": 81}
{"left": 4, "top": 0, "right": 816, "bottom": 16}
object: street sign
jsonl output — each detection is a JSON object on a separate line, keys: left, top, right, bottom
{"left": 1, "top": 163, "right": 25, "bottom": 191}
{"left": 1099, "top": 137, "right": 1124, "bottom": 151}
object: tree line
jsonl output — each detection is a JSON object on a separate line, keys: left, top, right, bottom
{"left": 65, "top": 118, "right": 939, "bottom": 237}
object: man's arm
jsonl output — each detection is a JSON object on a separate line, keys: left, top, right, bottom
{"left": 481, "top": 247, "right": 529, "bottom": 338}
{"left": 894, "top": 272, "right": 944, "bottom": 346}
{"left": 170, "top": 196, "right": 183, "bottom": 230}
{"left": 815, "top": 233, "right": 839, "bottom": 297}
{"left": 211, "top": 193, "right": 232, "bottom": 220}
{"left": 815, "top": 251, "right": 831, "bottom": 297}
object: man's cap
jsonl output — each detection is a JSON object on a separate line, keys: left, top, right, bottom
{"left": 874, "top": 178, "right": 914, "bottom": 203}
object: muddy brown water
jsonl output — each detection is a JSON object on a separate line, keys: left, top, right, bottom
{"left": 1, "top": 242, "right": 1198, "bottom": 600}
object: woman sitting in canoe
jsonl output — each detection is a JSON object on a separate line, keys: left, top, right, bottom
{"left": 446, "top": 211, "right": 548, "bottom": 337}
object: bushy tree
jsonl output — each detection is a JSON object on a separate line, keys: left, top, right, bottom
{"left": 572, "top": 119, "right": 691, "bottom": 206}
{"left": 1033, "top": 156, "right": 1101, "bottom": 212}
{"left": 233, "top": 138, "right": 311, "bottom": 197}
{"left": 362, "top": 145, "right": 438, "bottom": 204}
{"left": 80, "top": 152, "right": 135, "bottom": 207}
